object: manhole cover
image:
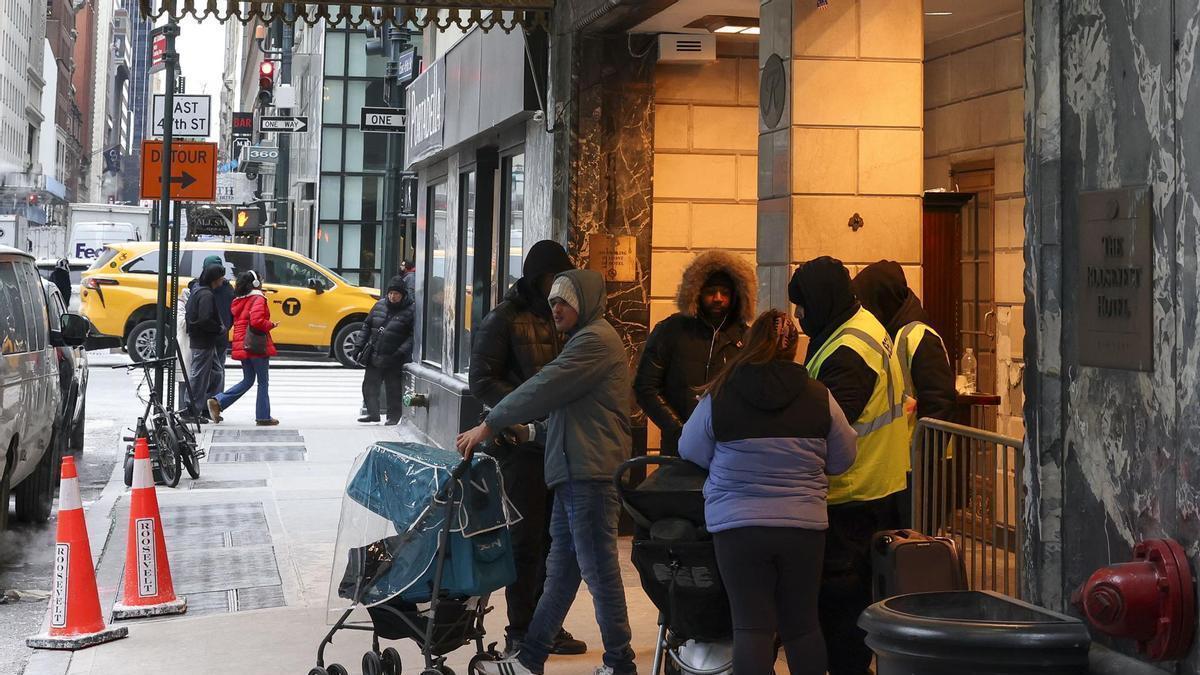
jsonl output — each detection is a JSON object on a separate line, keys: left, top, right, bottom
{"left": 208, "top": 445, "right": 307, "bottom": 463}
{"left": 211, "top": 429, "right": 303, "bottom": 442}
{"left": 188, "top": 479, "right": 269, "bottom": 490}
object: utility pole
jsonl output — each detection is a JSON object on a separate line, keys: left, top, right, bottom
{"left": 271, "top": 8, "right": 293, "bottom": 249}
{"left": 153, "top": 20, "right": 179, "bottom": 403}
{"left": 380, "top": 25, "right": 409, "bottom": 283}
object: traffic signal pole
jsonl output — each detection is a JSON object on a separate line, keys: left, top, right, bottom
{"left": 272, "top": 9, "right": 293, "bottom": 248}
{"left": 380, "top": 25, "right": 406, "bottom": 284}
{"left": 153, "top": 21, "right": 179, "bottom": 404}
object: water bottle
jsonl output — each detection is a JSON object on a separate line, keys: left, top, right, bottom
{"left": 960, "top": 348, "right": 977, "bottom": 393}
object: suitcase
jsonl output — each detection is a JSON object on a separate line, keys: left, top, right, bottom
{"left": 871, "top": 529, "right": 967, "bottom": 601}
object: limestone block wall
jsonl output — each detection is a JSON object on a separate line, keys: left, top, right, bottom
{"left": 651, "top": 43, "right": 760, "bottom": 331}
{"left": 923, "top": 11, "right": 1026, "bottom": 439}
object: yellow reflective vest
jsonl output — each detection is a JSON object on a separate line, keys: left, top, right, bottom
{"left": 807, "top": 308, "right": 911, "bottom": 505}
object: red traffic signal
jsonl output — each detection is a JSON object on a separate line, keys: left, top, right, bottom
{"left": 259, "top": 61, "right": 275, "bottom": 91}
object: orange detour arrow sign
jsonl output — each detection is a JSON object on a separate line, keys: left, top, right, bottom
{"left": 26, "top": 457, "right": 129, "bottom": 649}
{"left": 139, "top": 139, "right": 217, "bottom": 201}
{"left": 111, "top": 436, "right": 187, "bottom": 619}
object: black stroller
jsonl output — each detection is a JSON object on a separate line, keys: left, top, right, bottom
{"left": 312, "top": 442, "right": 519, "bottom": 675}
{"left": 615, "top": 456, "right": 733, "bottom": 675}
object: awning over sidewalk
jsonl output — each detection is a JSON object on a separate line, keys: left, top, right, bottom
{"left": 137, "top": 0, "right": 552, "bottom": 30}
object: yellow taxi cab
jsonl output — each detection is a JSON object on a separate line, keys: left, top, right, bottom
{"left": 81, "top": 242, "right": 379, "bottom": 366}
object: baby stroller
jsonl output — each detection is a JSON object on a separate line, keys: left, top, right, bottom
{"left": 312, "top": 442, "right": 520, "bottom": 675}
{"left": 615, "top": 456, "right": 733, "bottom": 675}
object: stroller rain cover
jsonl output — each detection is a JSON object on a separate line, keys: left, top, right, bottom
{"left": 326, "top": 442, "right": 519, "bottom": 623}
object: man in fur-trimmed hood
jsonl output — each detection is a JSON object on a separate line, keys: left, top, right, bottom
{"left": 635, "top": 250, "right": 756, "bottom": 455}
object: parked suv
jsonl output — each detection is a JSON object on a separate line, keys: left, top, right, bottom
{"left": 80, "top": 242, "right": 379, "bottom": 366}
{"left": 1, "top": 246, "right": 89, "bottom": 529}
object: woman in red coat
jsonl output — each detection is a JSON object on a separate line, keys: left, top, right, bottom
{"left": 207, "top": 271, "right": 279, "bottom": 425}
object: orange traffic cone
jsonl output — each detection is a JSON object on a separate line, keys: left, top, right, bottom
{"left": 111, "top": 436, "right": 187, "bottom": 619}
{"left": 26, "top": 456, "right": 129, "bottom": 649}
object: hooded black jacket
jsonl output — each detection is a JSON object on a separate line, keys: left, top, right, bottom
{"left": 635, "top": 251, "right": 755, "bottom": 453}
{"left": 359, "top": 294, "right": 415, "bottom": 369}
{"left": 853, "top": 261, "right": 957, "bottom": 421}
{"left": 468, "top": 278, "right": 562, "bottom": 410}
{"left": 185, "top": 267, "right": 228, "bottom": 350}
{"left": 788, "top": 257, "right": 878, "bottom": 423}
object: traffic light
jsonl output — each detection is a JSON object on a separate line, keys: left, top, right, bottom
{"left": 259, "top": 61, "right": 275, "bottom": 91}
{"left": 235, "top": 207, "right": 261, "bottom": 232}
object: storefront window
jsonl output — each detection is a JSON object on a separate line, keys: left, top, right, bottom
{"left": 456, "top": 171, "right": 477, "bottom": 374}
{"left": 499, "top": 153, "right": 525, "bottom": 293}
{"left": 425, "top": 183, "right": 449, "bottom": 365}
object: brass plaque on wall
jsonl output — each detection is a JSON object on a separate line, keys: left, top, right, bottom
{"left": 1077, "top": 186, "right": 1153, "bottom": 371}
{"left": 588, "top": 235, "right": 637, "bottom": 283}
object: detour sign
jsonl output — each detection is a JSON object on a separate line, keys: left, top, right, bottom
{"left": 140, "top": 140, "right": 218, "bottom": 201}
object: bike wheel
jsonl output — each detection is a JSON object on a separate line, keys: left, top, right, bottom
{"left": 152, "top": 416, "right": 182, "bottom": 488}
{"left": 170, "top": 415, "right": 200, "bottom": 480}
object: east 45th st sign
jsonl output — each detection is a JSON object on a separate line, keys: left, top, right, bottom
{"left": 152, "top": 95, "right": 211, "bottom": 138}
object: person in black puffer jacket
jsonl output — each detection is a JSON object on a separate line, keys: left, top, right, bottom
{"left": 635, "top": 250, "right": 756, "bottom": 455}
{"left": 354, "top": 275, "right": 414, "bottom": 425}
{"left": 467, "top": 240, "right": 587, "bottom": 657}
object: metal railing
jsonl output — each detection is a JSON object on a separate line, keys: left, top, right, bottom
{"left": 911, "top": 418, "right": 1025, "bottom": 598}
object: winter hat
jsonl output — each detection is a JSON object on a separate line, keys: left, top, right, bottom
{"left": 386, "top": 275, "right": 407, "bottom": 294}
{"left": 548, "top": 275, "right": 579, "bottom": 312}
{"left": 523, "top": 240, "right": 573, "bottom": 279}
{"left": 703, "top": 270, "right": 735, "bottom": 290}
{"left": 202, "top": 255, "right": 223, "bottom": 269}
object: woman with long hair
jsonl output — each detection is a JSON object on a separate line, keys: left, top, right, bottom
{"left": 678, "top": 309, "right": 858, "bottom": 674}
{"left": 207, "top": 271, "right": 278, "bottom": 426}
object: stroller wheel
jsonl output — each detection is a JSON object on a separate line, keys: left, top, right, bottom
{"left": 362, "top": 651, "right": 383, "bottom": 675}
{"left": 327, "top": 664, "right": 350, "bottom": 675}
{"left": 468, "top": 653, "right": 497, "bottom": 674}
{"left": 307, "top": 669, "right": 329, "bottom": 675}
{"left": 663, "top": 659, "right": 682, "bottom": 675}
{"left": 381, "top": 647, "right": 402, "bottom": 675}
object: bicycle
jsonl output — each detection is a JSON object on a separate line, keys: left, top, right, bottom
{"left": 115, "top": 355, "right": 203, "bottom": 487}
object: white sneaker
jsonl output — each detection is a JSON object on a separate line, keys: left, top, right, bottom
{"left": 594, "top": 668, "right": 615, "bottom": 675}
{"left": 476, "top": 655, "right": 537, "bottom": 675}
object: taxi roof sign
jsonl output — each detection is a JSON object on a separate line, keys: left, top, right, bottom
{"left": 139, "top": 140, "right": 218, "bottom": 202}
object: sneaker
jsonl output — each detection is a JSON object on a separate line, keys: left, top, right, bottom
{"left": 551, "top": 629, "right": 588, "bottom": 655}
{"left": 357, "top": 415, "right": 380, "bottom": 423}
{"left": 255, "top": 418, "right": 280, "bottom": 426}
{"left": 475, "top": 654, "right": 539, "bottom": 675}
{"left": 593, "top": 668, "right": 614, "bottom": 675}
{"left": 206, "top": 398, "right": 223, "bottom": 424}
{"left": 384, "top": 418, "right": 401, "bottom": 426}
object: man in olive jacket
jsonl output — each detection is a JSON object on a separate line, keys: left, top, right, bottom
{"left": 458, "top": 269, "right": 636, "bottom": 675}
{"left": 467, "top": 240, "right": 585, "bottom": 655}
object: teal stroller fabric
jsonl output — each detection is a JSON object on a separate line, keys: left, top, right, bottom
{"left": 339, "top": 442, "right": 518, "bottom": 606}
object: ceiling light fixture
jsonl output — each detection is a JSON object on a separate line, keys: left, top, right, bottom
{"left": 686, "top": 15, "right": 760, "bottom": 36}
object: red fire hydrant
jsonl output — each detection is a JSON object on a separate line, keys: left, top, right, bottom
{"left": 1071, "top": 538, "right": 1196, "bottom": 661}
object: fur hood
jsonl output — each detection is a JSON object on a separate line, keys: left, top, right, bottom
{"left": 675, "top": 250, "right": 757, "bottom": 324}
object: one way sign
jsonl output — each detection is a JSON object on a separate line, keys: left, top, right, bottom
{"left": 360, "top": 107, "right": 406, "bottom": 133}
{"left": 259, "top": 116, "right": 308, "bottom": 133}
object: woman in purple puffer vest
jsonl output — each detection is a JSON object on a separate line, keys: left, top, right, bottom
{"left": 679, "top": 309, "right": 858, "bottom": 675}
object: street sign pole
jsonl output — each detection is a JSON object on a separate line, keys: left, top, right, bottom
{"left": 154, "top": 20, "right": 179, "bottom": 405}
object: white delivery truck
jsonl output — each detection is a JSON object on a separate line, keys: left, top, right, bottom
{"left": 0, "top": 214, "right": 28, "bottom": 250}
{"left": 68, "top": 203, "right": 153, "bottom": 261}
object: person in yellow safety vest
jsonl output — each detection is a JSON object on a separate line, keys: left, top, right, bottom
{"left": 853, "top": 260, "right": 958, "bottom": 531}
{"left": 788, "top": 256, "right": 909, "bottom": 675}
{"left": 853, "top": 260, "right": 957, "bottom": 425}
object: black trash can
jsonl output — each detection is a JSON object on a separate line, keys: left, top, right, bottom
{"left": 859, "top": 591, "right": 1091, "bottom": 675}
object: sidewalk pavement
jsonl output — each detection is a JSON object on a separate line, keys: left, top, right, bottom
{"left": 25, "top": 367, "right": 687, "bottom": 675}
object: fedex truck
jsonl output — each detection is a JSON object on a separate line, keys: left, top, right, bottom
{"left": 68, "top": 203, "right": 152, "bottom": 260}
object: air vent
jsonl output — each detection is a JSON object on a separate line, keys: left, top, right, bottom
{"left": 657, "top": 34, "right": 716, "bottom": 63}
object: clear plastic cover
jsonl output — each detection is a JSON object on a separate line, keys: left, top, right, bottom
{"left": 325, "top": 442, "right": 520, "bottom": 625}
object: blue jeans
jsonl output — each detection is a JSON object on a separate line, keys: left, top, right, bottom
{"left": 518, "top": 481, "right": 635, "bottom": 675}
{"left": 214, "top": 357, "right": 271, "bottom": 420}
